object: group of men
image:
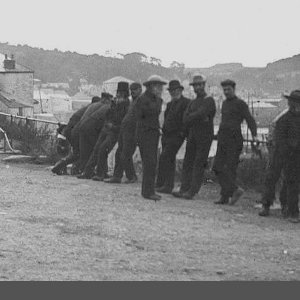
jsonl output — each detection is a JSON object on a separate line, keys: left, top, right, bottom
{"left": 52, "top": 74, "right": 300, "bottom": 223}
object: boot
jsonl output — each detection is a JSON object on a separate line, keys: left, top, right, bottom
{"left": 230, "top": 187, "right": 244, "bottom": 205}
{"left": 214, "top": 196, "right": 229, "bottom": 205}
{"left": 104, "top": 177, "right": 122, "bottom": 184}
{"left": 259, "top": 205, "right": 270, "bottom": 217}
{"left": 156, "top": 186, "right": 173, "bottom": 194}
{"left": 124, "top": 177, "right": 138, "bottom": 184}
{"left": 172, "top": 190, "right": 185, "bottom": 198}
{"left": 51, "top": 160, "right": 67, "bottom": 175}
{"left": 77, "top": 172, "right": 93, "bottom": 179}
{"left": 92, "top": 175, "right": 105, "bottom": 182}
{"left": 182, "top": 191, "right": 196, "bottom": 200}
{"left": 143, "top": 194, "right": 161, "bottom": 202}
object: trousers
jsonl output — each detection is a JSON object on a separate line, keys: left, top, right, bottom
{"left": 137, "top": 129, "right": 160, "bottom": 197}
{"left": 213, "top": 136, "right": 243, "bottom": 197}
{"left": 113, "top": 128, "right": 137, "bottom": 180}
{"left": 180, "top": 134, "right": 212, "bottom": 195}
{"left": 156, "top": 133, "right": 185, "bottom": 190}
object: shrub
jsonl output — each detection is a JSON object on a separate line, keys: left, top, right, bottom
{"left": 0, "top": 115, "right": 59, "bottom": 164}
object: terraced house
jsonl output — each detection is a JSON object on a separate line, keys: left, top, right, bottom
{"left": 0, "top": 54, "right": 34, "bottom": 116}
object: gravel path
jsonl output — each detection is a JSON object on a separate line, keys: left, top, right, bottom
{"left": 0, "top": 161, "right": 299, "bottom": 281}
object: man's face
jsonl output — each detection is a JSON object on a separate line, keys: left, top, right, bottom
{"left": 150, "top": 84, "right": 164, "bottom": 98}
{"left": 222, "top": 85, "right": 235, "bottom": 99}
{"left": 116, "top": 91, "right": 128, "bottom": 102}
{"left": 131, "top": 87, "right": 142, "bottom": 99}
{"left": 169, "top": 88, "right": 182, "bottom": 100}
{"left": 193, "top": 82, "right": 206, "bottom": 95}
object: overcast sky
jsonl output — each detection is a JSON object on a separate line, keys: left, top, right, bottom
{"left": 1, "top": 0, "right": 299, "bottom": 67}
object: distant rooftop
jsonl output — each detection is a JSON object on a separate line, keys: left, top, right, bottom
{"left": 0, "top": 53, "right": 33, "bottom": 73}
{"left": 0, "top": 91, "right": 32, "bottom": 108}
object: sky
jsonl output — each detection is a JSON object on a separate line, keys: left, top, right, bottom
{"left": 0, "top": 0, "right": 299, "bottom": 68}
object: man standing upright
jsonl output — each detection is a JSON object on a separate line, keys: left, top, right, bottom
{"left": 259, "top": 90, "right": 300, "bottom": 222}
{"left": 156, "top": 80, "right": 190, "bottom": 194}
{"left": 105, "top": 82, "right": 142, "bottom": 184}
{"left": 135, "top": 75, "right": 166, "bottom": 201}
{"left": 213, "top": 79, "right": 258, "bottom": 205}
{"left": 172, "top": 75, "right": 216, "bottom": 200}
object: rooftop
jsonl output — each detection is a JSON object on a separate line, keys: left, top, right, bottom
{"left": 0, "top": 92, "right": 32, "bottom": 108}
{"left": 0, "top": 53, "right": 33, "bottom": 73}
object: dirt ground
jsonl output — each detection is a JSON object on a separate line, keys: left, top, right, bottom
{"left": 0, "top": 159, "right": 299, "bottom": 281}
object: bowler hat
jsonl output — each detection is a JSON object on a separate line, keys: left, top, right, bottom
{"left": 284, "top": 90, "right": 300, "bottom": 102}
{"left": 130, "top": 82, "right": 142, "bottom": 90}
{"left": 221, "top": 79, "right": 236, "bottom": 88}
{"left": 190, "top": 75, "right": 207, "bottom": 86}
{"left": 101, "top": 92, "right": 113, "bottom": 99}
{"left": 143, "top": 75, "right": 167, "bottom": 87}
{"left": 117, "top": 81, "right": 130, "bottom": 92}
{"left": 168, "top": 80, "right": 184, "bottom": 91}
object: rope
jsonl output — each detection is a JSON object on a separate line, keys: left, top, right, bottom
{"left": 0, "top": 127, "right": 22, "bottom": 154}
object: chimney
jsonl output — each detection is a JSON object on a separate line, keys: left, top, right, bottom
{"left": 4, "top": 53, "right": 16, "bottom": 70}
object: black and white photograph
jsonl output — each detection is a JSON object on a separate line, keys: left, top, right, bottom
{"left": 0, "top": 0, "right": 299, "bottom": 281}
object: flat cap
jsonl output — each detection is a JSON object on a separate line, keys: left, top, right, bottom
{"left": 221, "top": 79, "right": 236, "bottom": 88}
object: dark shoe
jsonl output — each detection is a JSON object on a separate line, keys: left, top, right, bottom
{"left": 259, "top": 206, "right": 270, "bottom": 217}
{"left": 214, "top": 196, "right": 229, "bottom": 205}
{"left": 230, "top": 187, "right": 244, "bottom": 205}
{"left": 77, "top": 173, "right": 93, "bottom": 179}
{"left": 287, "top": 216, "right": 300, "bottom": 223}
{"left": 104, "top": 177, "right": 122, "bottom": 184}
{"left": 124, "top": 177, "right": 138, "bottom": 184}
{"left": 144, "top": 194, "right": 161, "bottom": 201}
{"left": 51, "top": 160, "right": 67, "bottom": 175}
{"left": 156, "top": 186, "right": 173, "bottom": 194}
{"left": 92, "top": 175, "right": 105, "bottom": 182}
{"left": 172, "top": 191, "right": 184, "bottom": 198}
{"left": 281, "top": 205, "right": 289, "bottom": 219}
{"left": 182, "top": 192, "right": 195, "bottom": 200}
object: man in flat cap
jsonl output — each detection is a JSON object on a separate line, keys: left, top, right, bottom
{"left": 105, "top": 82, "right": 142, "bottom": 183}
{"left": 259, "top": 90, "right": 300, "bottom": 222}
{"left": 213, "top": 79, "right": 258, "bottom": 205}
{"left": 52, "top": 96, "right": 102, "bottom": 175}
{"left": 135, "top": 75, "right": 166, "bottom": 201}
{"left": 156, "top": 80, "right": 190, "bottom": 194}
{"left": 173, "top": 75, "right": 216, "bottom": 200}
{"left": 79, "top": 82, "right": 131, "bottom": 180}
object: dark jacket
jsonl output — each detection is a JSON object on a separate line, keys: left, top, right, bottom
{"left": 103, "top": 99, "right": 130, "bottom": 134}
{"left": 274, "top": 110, "right": 300, "bottom": 155}
{"left": 163, "top": 96, "right": 191, "bottom": 136}
{"left": 64, "top": 106, "right": 89, "bottom": 141}
{"left": 79, "top": 104, "right": 110, "bottom": 134}
{"left": 135, "top": 90, "right": 163, "bottom": 131}
{"left": 218, "top": 96, "right": 257, "bottom": 141}
{"left": 121, "top": 97, "right": 139, "bottom": 132}
{"left": 183, "top": 93, "right": 216, "bottom": 139}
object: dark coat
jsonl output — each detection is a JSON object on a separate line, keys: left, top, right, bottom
{"left": 218, "top": 96, "right": 257, "bottom": 141}
{"left": 183, "top": 93, "right": 216, "bottom": 140}
{"left": 162, "top": 96, "right": 190, "bottom": 136}
{"left": 135, "top": 90, "right": 163, "bottom": 132}
{"left": 274, "top": 110, "right": 300, "bottom": 155}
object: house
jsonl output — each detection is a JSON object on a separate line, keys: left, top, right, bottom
{"left": 70, "top": 92, "right": 92, "bottom": 110}
{"left": 33, "top": 88, "right": 72, "bottom": 114}
{"left": 0, "top": 54, "right": 34, "bottom": 116}
{"left": 102, "top": 76, "right": 134, "bottom": 96}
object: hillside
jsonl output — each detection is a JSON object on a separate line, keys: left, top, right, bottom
{"left": 0, "top": 42, "right": 184, "bottom": 95}
{"left": 0, "top": 42, "right": 299, "bottom": 97}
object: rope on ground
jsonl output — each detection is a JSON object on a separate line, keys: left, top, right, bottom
{"left": 0, "top": 127, "right": 22, "bottom": 154}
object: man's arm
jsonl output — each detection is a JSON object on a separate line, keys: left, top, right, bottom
{"left": 183, "top": 98, "right": 216, "bottom": 126}
{"left": 241, "top": 101, "right": 257, "bottom": 138}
